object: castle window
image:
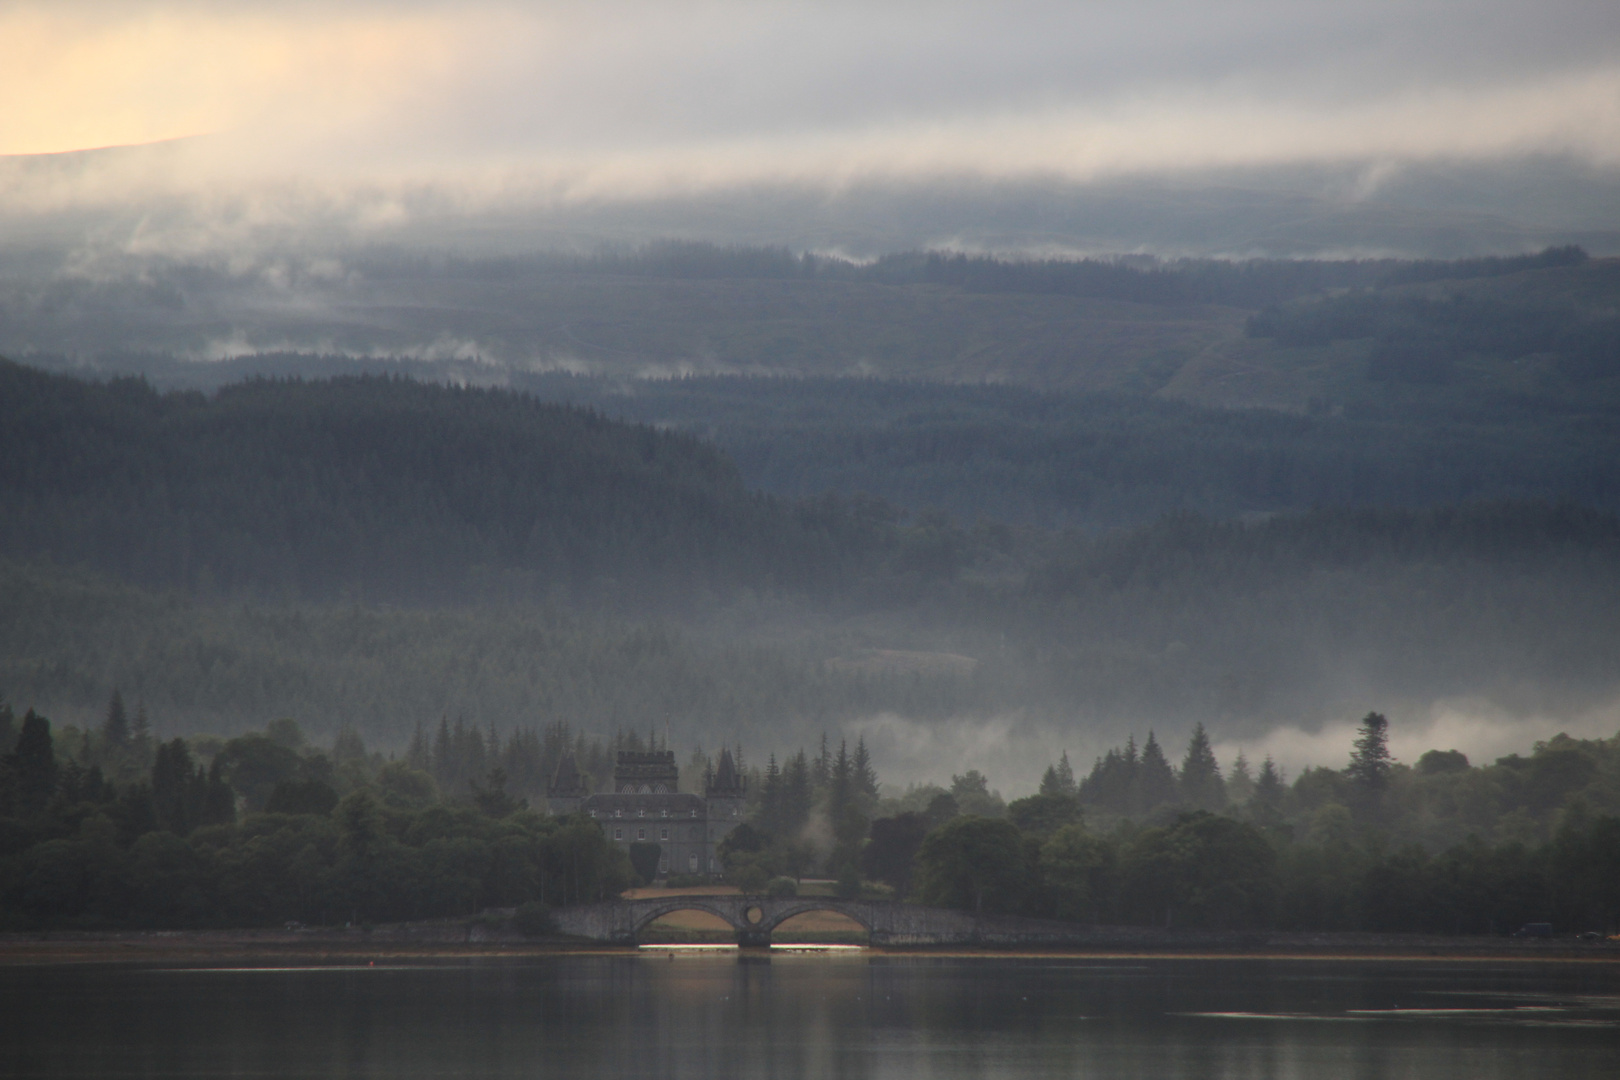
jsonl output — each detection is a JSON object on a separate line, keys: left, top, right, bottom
{"left": 637, "top": 828, "right": 646, "bottom": 840}
{"left": 660, "top": 828, "right": 668, "bottom": 841}
{"left": 613, "top": 829, "right": 622, "bottom": 840}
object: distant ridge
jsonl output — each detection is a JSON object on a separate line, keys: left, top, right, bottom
{"left": 0, "top": 360, "right": 877, "bottom": 607}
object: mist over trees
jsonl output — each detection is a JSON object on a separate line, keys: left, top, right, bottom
{"left": 2, "top": 243, "right": 1618, "bottom": 936}
{"left": 5, "top": 497, "right": 1618, "bottom": 748}
{"left": 4, "top": 697, "right": 1617, "bottom": 937}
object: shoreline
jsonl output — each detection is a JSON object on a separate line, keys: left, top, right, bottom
{"left": 2, "top": 927, "right": 1617, "bottom": 967}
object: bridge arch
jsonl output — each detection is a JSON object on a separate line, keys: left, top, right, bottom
{"left": 756, "top": 900, "right": 873, "bottom": 935}
{"left": 619, "top": 896, "right": 876, "bottom": 944}
{"left": 629, "top": 900, "right": 745, "bottom": 937}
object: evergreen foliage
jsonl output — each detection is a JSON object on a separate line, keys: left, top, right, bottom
{"left": 0, "top": 361, "right": 887, "bottom": 607}
{"left": 1137, "top": 734, "right": 1179, "bottom": 814}
{"left": 1348, "top": 712, "right": 1395, "bottom": 792}
{"left": 1038, "top": 753, "right": 1077, "bottom": 798}
{"left": 1178, "top": 724, "right": 1226, "bottom": 811}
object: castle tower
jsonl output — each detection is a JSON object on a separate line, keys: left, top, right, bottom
{"left": 546, "top": 753, "right": 591, "bottom": 815}
{"left": 704, "top": 747, "right": 747, "bottom": 856}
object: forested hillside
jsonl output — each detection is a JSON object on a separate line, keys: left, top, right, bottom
{"left": 0, "top": 361, "right": 883, "bottom": 606}
{"left": 499, "top": 374, "right": 1620, "bottom": 527}
{"left": 5, "top": 502, "right": 1617, "bottom": 754}
{"left": 12, "top": 243, "right": 1618, "bottom": 411}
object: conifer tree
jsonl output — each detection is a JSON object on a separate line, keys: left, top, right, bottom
{"left": 131, "top": 702, "right": 152, "bottom": 762}
{"left": 1178, "top": 723, "right": 1225, "bottom": 811}
{"left": 852, "top": 736, "right": 879, "bottom": 798}
{"left": 407, "top": 723, "right": 432, "bottom": 772}
{"left": 432, "top": 718, "right": 453, "bottom": 786}
{"left": 760, "top": 754, "right": 783, "bottom": 835}
{"left": 1347, "top": 712, "right": 1394, "bottom": 791}
{"left": 202, "top": 756, "right": 237, "bottom": 826}
{"left": 152, "top": 738, "right": 194, "bottom": 834}
{"left": 0, "top": 702, "right": 15, "bottom": 757}
{"left": 782, "top": 750, "right": 813, "bottom": 833}
{"left": 102, "top": 691, "right": 130, "bottom": 751}
{"left": 1079, "top": 743, "right": 1136, "bottom": 815}
{"left": 1138, "top": 732, "right": 1178, "bottom": 813}
{"left": 1253, "top": 756, "right": 1286, "bottom": 817}
{"left": 813, "top": 734, "right": 832, "bottom": 791}
{"left": 4, "top": 710, "right": 58, "bottom": 815}
{"left": 1227, "top": 751, "right": 1256, "bottom": 805}
{"left": 1039, "top": 751, "right": 1078, "bottom": 797}
{"left": 1039, "top": 763, "right": 1063, "bottom": 796}
{"left": 830, "top": 739, "right": 852, "bottom": 810}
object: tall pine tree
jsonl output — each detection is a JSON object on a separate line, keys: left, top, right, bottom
{"left": 1178, "top": 724, "right": 1225, "bottom": 811}
{"left": 1347, "top": 712, "right": 1394, "bottom": 791}
{"left": 102, "top": 691, "right": 130, "bottom": 751}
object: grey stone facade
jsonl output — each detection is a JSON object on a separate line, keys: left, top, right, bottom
{"left": 548, "top": 748, "right": 746, "bottom": 878}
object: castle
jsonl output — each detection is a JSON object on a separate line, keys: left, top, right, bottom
{"left": 547, "top": 748, "right": 746, "bottom": 878}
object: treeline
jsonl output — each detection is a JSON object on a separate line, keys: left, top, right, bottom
{"left": 0, "top": 361, "right": 893, "bottom": 606}
{"left": 0, "top": 558, "right": 981, "bottom": 750}
{"left": 0, "top": 706, "right": 632, "bottom": 929}
{"left": 716, "top": 735, "right": 882, "bottom": 891}
{"left": 4, "top": 695, "right": 1618, "bottom": 936}
{"left": 355, "top": 241, "right": 1591, "bottom": 309}
{"left": 1249, "top": 288, "right": 1620, "bottom": 385}
{"left": 7, "top": 499, "right": 1620, "bottom": 744}
{"left": 513, "top": 373, "right": 1620, "bottom": 527}
{"left": 847, "top": 717, "right": 1620, "bottom": 935}
{"left": 1057, "top": 717, "right": 1620, "bottom": 854}
{"left": 1008, "top": 501, "right": 1620, "bottom": 725}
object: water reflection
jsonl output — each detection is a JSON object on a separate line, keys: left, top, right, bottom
{"left": 3, "top": 954, "right": 1617, "bottom": 1078}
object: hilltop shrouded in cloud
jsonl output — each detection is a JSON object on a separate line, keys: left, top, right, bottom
{"left": 4, "top": 1, "right": 1620, "bottom": 256}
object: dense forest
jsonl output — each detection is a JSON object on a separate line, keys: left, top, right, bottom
{"left": 6, "top": 498, "right": 1618, "bottom": 747}
{"left": 2, "top": 701, "right": 1616, "bottom": 937}
{"left": 879, "top": 718, "right": 1620, "bottom": 936}
{"left": 0, "top": 361, "right": 889, "bottom": 606}
{"left": 16, "top": 244, "right": 1619, "bottom": 409}
{"left": 504, "top": 373, "right": 1620, "bottom": 527}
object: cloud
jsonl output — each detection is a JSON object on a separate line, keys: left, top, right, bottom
{"left": 1214, "top": 697, "right": 1620, "bottom": 779}
{"left": 851, "top": 693, "right": 1620, "bottom": 799}
{"left": 4, "top": 1, "right": 1619, "bottom": 252}
{"left": 848, "top": 711, "right": 1055, "bottom": 796}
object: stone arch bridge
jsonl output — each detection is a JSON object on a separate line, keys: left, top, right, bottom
{"left": 551, "top": 895, "right": 1087, "bottom": 947}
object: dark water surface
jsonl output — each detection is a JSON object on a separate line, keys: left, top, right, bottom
{"left": 4, "top": 952, "right": 1618, "bottom": 1078}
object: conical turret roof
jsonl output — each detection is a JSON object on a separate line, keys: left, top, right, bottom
{"left": 708, "top": 747, "right": 745, "bottom": 794}
{"left": 548, "top": 753, "right": 590, "bottom": 797}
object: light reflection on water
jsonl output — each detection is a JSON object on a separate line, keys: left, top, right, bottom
{"left": 2, "top": 954, "right": 1617, "bottom": 1078}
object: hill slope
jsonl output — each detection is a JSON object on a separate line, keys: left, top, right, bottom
{"left": 0, "top": 361, "right": 876, "bottom": 605}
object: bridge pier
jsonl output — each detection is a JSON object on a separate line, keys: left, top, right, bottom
{"left": 736, "top": 928, "right": 772, "bottom": 948}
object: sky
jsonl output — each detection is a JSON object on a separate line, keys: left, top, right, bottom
{"left": 4, "top": 1, "right": 1620, "bottom": 254}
